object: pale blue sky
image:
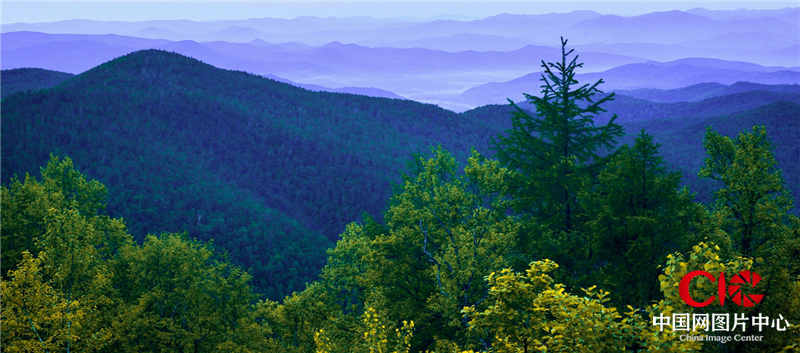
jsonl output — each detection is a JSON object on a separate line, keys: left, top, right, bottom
{"left": 3, "top": 1, "right": 793, "bottom": 23}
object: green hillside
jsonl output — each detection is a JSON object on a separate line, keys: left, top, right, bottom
{"left": 4, "top": 49, "right": 799, "bottom": 298}
{"left": 1, "top": 50, "right": 490, "bottom": 297}
{"left": 462, "top": 97, "right": 800, "bottom": 206}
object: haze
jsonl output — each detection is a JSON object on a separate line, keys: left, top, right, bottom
{"left": 3, "top": 1, "right": 795, "bottom": 22}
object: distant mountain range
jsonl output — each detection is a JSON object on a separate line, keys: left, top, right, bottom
{"left": 251, "top": 73, "right": 406, "bottom": 99}
{"left": 0, "top": 31, "right": 645, "bottom": 109}
{"left": 1, "top": 34, "right": 408, "bottom": 100}
{"left": 458, "top": 58, "right": 800, "bottom": 107}
{"left": 617, "top": 82, "right": 800, "bottom": 103}
{"left": 1, "top": 31, "right": 642, "bottom": 74}
{"left": 3, "top": 51, "right": 799, "bottom": 297}
{"left": 6, "top": 30, "right": 800, "bottom": 111}
{"left": 4, "top": 7, "right": 798, "bottom": 65}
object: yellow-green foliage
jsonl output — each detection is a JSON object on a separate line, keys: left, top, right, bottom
{"left": 1, "top": 251, "right": 93, "bottom": 353}
{"left": 658, "top": 242, "right": 753, "bottom": 312}
{"left": 257, "top": 282, "right": 348, "bottom": 353}
{"left": 462, "top": 259, "right": 698, "bottom": 353}
{"left": 699, "top": 126, "right": 793, "bottom": 256}
{"left": 657, "top": 241, "right": 800, "bottom": 353}
{"left": 315, "top": 306, "right": 414, "bottom": 353}
{"left": 1, "top": 156, "right": 269, "bottom": 353}
{"left": 1, "top": 155, "right": 109, "bottom": 276}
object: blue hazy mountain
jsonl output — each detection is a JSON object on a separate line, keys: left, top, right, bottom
{"left": 4, "top": 8, "right": 797, "bottom": 65}
{"left": 459, "top": 58, "right": 800, "bottom": 106}
{"left": 617, "top": 82, "right": 800, "bottom": 103}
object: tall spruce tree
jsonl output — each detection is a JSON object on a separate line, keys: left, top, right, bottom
{"left": 583, "top": 131, "right": 703, "bottom": 307}
{"left": 491, "top": 37, "right": 623, "bottom": 233}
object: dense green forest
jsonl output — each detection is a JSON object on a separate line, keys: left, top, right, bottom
{"left": 0, "top": 68, "right": 74, "bottom": 98}
{"left": 2, "top": 39, "right": 799, "bottom": 352}
{"left": 1, "top": 50, "right": 496, "bottom": 296}
{"left": 4, "top": 48, "right": 800, "bottom": 298}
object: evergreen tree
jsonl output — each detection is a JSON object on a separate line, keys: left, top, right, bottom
{"left": 491, "top": 37, "right": 623, "bottom": 233}
{"left": 582, "top": 131, "right": 705, "bottom": 307}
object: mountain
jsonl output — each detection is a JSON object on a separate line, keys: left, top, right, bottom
{"left": 332, "top": 87, "right": 405, "bottom": 99}
{"left": 461, "top": 100, "right": 800, "bottom": 206}
{"left": 1, "top": 31, "right": 643, "bottom": 109}
{"left": 376, "top": 33, "right": 530, "bottom": 52}
{"left": 459, "top": 58, "right": 800, "bottom": 106}
{"left": 685, "top": 7, "right": 800, "bottom": 21}
{"left": 1, "top": 33, "right": 406, "bottom": 100}
{"left": 4, "top": 51, "right": 798, "bottom": 299}
{"left": 0, "top": 65, "right": 400, "bottom": 101}
{"left": 617, "top": 82, "right": 800, "bottom": 103}
{"left": 1, "top": 32, "right": 169, "bottom": 73}
{"left": 1, "top": 11, "right": 603, "bottom": 45}
{"left": 569, "top": 11, "right": 716, "bottom": 44}
{"left": 1, "top": 68, "right": 73, "bottom": 98}
{"left": 568, "top": 10, "right": 798, "bottom": 45}
{"left": 575, "top": 32, "right": 800, "bottom": 66}
{"left": 620, "top": 101, "right": 800, "bottom": 202}
{"left": 1, "top": 50, "right": 490, "bottom": 298}
{"left": 4, "top": 8, "right": 798, "bottom": 65}
{"left": 2, "top": 32, "right": 643, "bottom": 75}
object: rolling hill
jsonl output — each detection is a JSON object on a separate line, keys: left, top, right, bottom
{"left": 3, "top": 50, "right": 798, "bottom": 299}
{"left": 0, "top": 68, "right": 73, "bottom": 98}
{"left": 1, "top": 50, "right": 492, "bottom": 298}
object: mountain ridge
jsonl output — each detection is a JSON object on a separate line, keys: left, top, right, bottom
{"left": 459, "top": 58, "right": 800, "bottom": 106}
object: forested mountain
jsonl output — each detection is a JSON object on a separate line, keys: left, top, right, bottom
{"left": 1, "top": 50, "right": 491, "bottom": 297}
{"left": 0, "top": 68, "right": 73, "bottom": 98}
{"left": 462, "top": 98, "right": 800, "bottom": 205}
{"left": 3, "top": 50, "right": 799, "bottom": 299}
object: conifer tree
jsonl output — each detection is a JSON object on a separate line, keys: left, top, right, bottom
{"left": 491, "top": 37, "right": 623, "bottom": 233}
{"left": 583, "top": 131, "right": 703, "bottom": 307}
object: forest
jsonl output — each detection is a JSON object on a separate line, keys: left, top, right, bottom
{"left": 2, "top": 39, "right": 799, "bottom": 352}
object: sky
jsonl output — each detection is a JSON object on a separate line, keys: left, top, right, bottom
{"left": 3, "top": 1, "right": 795, "bottom": 23}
